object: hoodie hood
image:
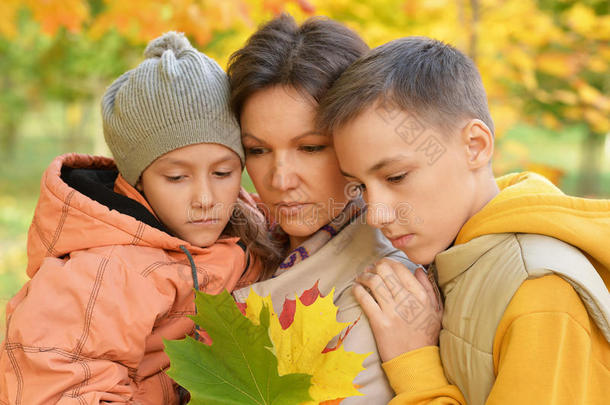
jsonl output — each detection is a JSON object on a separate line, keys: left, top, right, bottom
{"left": 456, "top": 171, "right": 610, "bottom": 288}
{"left": 26, "top": 153, "right": 238, "bottom": 278}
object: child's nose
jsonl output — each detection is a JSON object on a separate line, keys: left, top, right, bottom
{"left": 366, "top": 200, "right": 396, "bottom": 228}
{"left": 191, "top": 180, "right": 215, "bottom": 209}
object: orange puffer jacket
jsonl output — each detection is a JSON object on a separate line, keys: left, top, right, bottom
{"left": 0, "top": 154, "right": 259, "bottom": 404}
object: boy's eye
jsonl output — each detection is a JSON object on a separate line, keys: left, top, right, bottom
{"left": 246, "top": 147, "right": 268, "bottom": 156}
{"left": 386, "top": 173, "right": 407, "bottom": 184}
{"left": 299, "top": 145, "right": 326, "bottom": 153}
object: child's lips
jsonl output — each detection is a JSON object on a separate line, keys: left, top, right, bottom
{"left": 189, "top": 218, "right": 219, "bottom": 226}
{"left": 389, "top": 233, "right": 415, "bottom": 248}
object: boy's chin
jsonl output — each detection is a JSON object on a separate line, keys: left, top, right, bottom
{"left": 400, "top": 248, "right": 437, "bottom": 267}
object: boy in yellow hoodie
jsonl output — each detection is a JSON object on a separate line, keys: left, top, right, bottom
{"left": 317, "top": 36, "right": 610, "bottom": 404}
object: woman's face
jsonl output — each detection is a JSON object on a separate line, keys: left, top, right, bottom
{"left": 240, "top": 85, "right": 350, "bottom": 248}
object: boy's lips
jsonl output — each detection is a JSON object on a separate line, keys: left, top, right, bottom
{"left": 387, "top": 233, "right": 415, "bottom": 248}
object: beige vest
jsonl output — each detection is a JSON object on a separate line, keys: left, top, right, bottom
{"left": 434, "top": 233, "right": 610, "bottom": 405}
{"left": 233, "top": 220, "right": 415, "bottom": 404}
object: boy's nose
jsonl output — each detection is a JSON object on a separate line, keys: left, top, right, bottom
{"left": 366, "top": 201, "right": 396, "bottom": 228}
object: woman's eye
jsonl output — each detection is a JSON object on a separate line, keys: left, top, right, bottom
{"left": 387, "top": 173, "right": 407, "bottom": 184}
{"left": 299, "top": 145, "right": 326, "bottom": 153}
{"left": 246, "top": 147, "right": 268, "bottom": 156}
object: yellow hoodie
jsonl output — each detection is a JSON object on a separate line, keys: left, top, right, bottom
{"left": 382, "top": 172, "right": 610, "bottom": 405}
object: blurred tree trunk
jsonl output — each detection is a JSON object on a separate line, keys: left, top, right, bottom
{"left": 1, "top": 120, "right": 18, "bottom": 159}
{"left": 579, "top": 130, "right": 604, "bottom": 196}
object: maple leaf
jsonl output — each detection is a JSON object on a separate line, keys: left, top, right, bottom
{"left": 164, "top": 290, "right": 312, "bottom": 405}
{"left": 244, "top": 283, "right": 368, "bottom": 404}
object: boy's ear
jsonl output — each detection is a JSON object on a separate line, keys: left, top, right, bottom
{"left": 460, "top": 119, "right": 494, "bottom": 169}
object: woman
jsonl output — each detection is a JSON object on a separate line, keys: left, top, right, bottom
{"left": 228, "top": 14, "right": 416, "bottom": 403}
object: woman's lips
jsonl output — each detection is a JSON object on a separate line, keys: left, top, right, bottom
{"left": 276, "top": 202, "right": 311, "bottom": 217}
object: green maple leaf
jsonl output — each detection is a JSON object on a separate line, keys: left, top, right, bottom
{"left": 164, "top": 290, "right": 312, "bottom": 405}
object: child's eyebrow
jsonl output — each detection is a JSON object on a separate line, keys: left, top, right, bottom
{"left": 211, "top": 154, "right": 241, "bottom": 165}
{"left": 367, "top": 155, "right": 407, "bottom": 174}
{"left": 340, "top": 169, "right": 356, "bottom": 179}
{"left": 155, "top": 157, "right": 190, "bottom": 166}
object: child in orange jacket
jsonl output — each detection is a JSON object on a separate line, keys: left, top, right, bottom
{"left": 318, "top": 36, "right": 610, "bottom": 404}
{"left": 0, "top": 32, "right": 279, "bottom": 404}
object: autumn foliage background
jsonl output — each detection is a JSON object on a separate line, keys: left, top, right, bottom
{"left": 1, "top": 0, "right": 609, "bottom": 339}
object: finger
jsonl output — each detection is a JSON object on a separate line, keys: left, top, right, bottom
{"left": 373, "top": 263, "right": 432, "bottom": 322}
{"left": 356, "top": 271, "right": 395, "bottom": 310}
{"left": 352, "top": 283, "right": 383, "bottom": 321}
{"left": 416, "top": 267, "right": 443, "bottom": 312}
{"left": 374, "top": 262, "right": 403, "bottom": 298}
{"left": 413, "top": 267, "right": 438, "bottom": 309}
{"left": 379, "top": 259, "right": 428, "bottom": 304}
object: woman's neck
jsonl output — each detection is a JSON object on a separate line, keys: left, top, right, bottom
{"left": 288, "top": 235, "right": 309, "bottom": 251}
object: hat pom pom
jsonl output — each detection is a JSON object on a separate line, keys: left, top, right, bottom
{"left": 144, "top": 31, "right": 192, "bottom": 59}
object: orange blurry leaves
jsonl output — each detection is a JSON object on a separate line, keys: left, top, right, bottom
{"left": 26, "top": 0, "right": 89, "bottom": 35}
{"left": 262, "top": 0, "right": 315, "bottom": 15}
{"left": 0, "top": 0, "right": 21, "bottom": 37}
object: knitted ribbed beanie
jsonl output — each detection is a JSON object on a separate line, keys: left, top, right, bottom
{"left": 101, "top": 31, "right": 244, "bottom": 186}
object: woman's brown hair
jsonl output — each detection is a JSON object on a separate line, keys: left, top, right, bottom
{"left": 223, "top": 197, "right": 282, "bottom": 280}
{"left": 227, "top": 13, "right": 369, "bottom": 120}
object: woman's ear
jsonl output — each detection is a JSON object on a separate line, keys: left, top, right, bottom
{"left": 460, "top": 119, "right": 494, "bottom": 170}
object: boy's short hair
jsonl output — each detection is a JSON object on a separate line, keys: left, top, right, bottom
{"left": 227, "top": 13, "right": 368, "bottom": 120}
{"left": 317, "top": 36, "right": 494, "bottom": 136}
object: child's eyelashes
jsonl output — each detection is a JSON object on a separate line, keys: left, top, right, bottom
{"left": 165, "top": 175, "right": 186, "bottom": 182}
{"left": 213, "top": 171, "right": 233, "bottom": 178}
{"left": 163, "top": 171, "right": 233, "bottom": 181}
{"left": 386, "top": 172, "right": 408, "bottom": 184}
{"left": 350, "top": 174, "right": 406, "bottom": 194}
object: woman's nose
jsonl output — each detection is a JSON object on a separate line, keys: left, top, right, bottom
{"left": 269, "top": 156, "right": 300, "bottom": 191}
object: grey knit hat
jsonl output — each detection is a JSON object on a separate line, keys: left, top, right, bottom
{"left": 101, "top": 31, "right": 244, "bottom": 186}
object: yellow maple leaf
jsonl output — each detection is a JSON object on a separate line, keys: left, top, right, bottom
{"left": 244, "top": 286, "right": 368, "bottom": 404}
